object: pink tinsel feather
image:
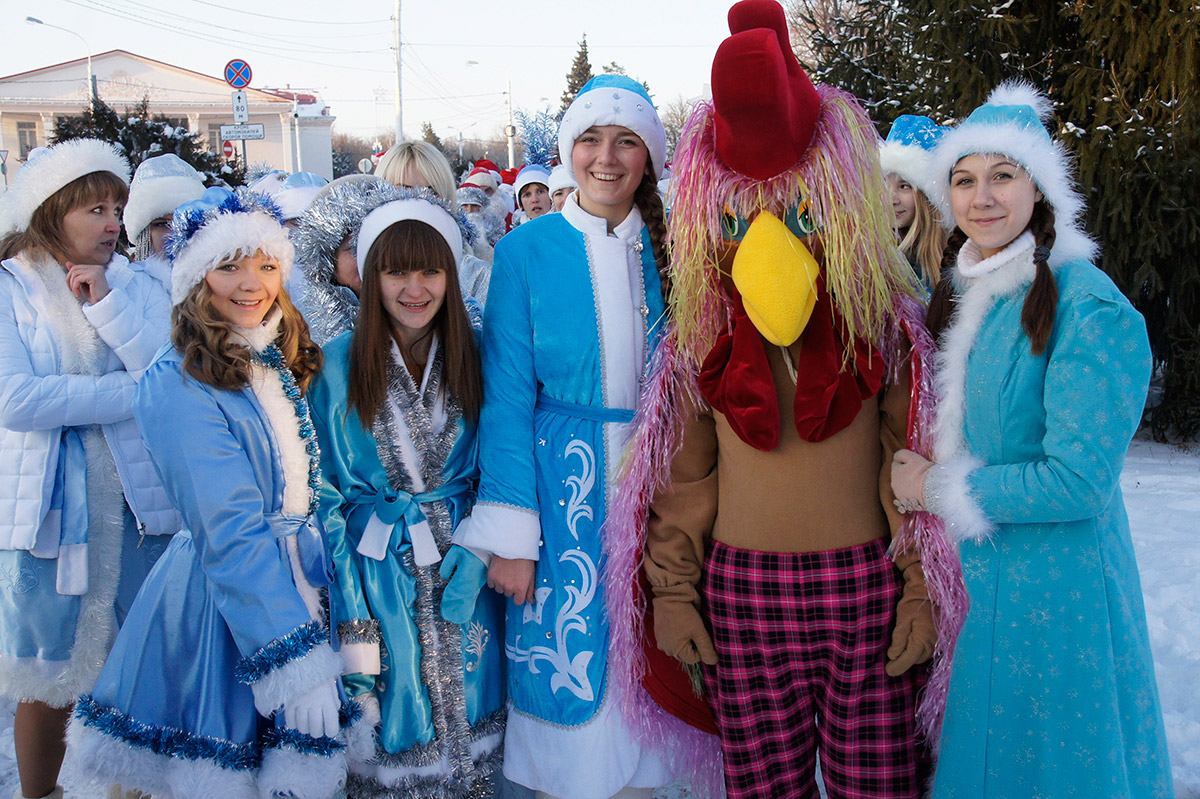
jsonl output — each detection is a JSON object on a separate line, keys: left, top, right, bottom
{"left": 603, "top": 332, "right": 727, "bottom": 799}
{"left": 885, "top": 292, "right": 970, "bottom": 747}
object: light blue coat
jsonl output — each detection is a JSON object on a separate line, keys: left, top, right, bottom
{"left": 71, "top": 345, "right": 352, "bottom": 799}
{"left": 927, "top": 236, "right": 1174, "bottom": 798}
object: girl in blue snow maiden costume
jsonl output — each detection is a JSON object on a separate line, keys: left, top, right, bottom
{"left": 889, "top": 81, "right": 1175, "bottom": 798}
{"left": 69, "top": 187, "right": 362, "bottom": 799}
{"left": 456, "top": 74, "right": 682, "bottom": 799}
{"left": 0, "top": 138, "right": 178, "bottom": 799}
{"left": 307, "top": 193, "right": 506, "bottom": 798}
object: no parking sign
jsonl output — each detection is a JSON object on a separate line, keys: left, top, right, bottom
{"left": 224, "top": 59, "right": 252, "bottom": 89}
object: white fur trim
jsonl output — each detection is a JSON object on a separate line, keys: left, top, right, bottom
{"left": 925, "top": 456, "right": 994, "bottom": 542}
{"left": 170, "top": 212, "right": 294, "bottom": 305}
{"left": 249, "top": 642, "right": 342, "bottom": 716}
{"left": 123, "top": 175, "right": 206, "bottom": 241}
{"left": 355, "top": 199, "right": 462, "bottom": 277}
{"left": 67, "top": 716, "right": 258, "bottom": 799}
{"left": 456, "top": 501, "right": 542, "bottom": 561}
{"left": 344, "top": 692, "right": 381, "bottom": 766}
{"left": 258, "top": 743, "right": 347, "bottom": 799}
{"left": 340, "top": 641, "right": 381, "bottom": 676}
{"left": 558, "top": 84, "right": 667, "bottom": 180}
{"left": 24, "top": 252, "right": 108, "bottom": 376}
{"left": 987, "top": 80, "right": 1055, "bottom": 121}
{"left": 0, "top": 139, "right": 130, "bottom": 235}
{"left": 933, "top": 234, "right": 1036, "bottom": 465}
{"left": 246, "top": 357, "right": 310, "bottom": 518}
{"left": 879, "top": 140, "right": 936, "bottom": 197}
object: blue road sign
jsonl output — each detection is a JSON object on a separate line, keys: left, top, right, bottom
{"left": 224, "top": 59, "right": 252, "bottom": 89}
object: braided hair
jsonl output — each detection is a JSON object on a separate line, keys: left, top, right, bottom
{"left": 633, "top": 173, "right": 671, "bottom": 303}
{"left": 926, "top": 199, "right": 1059, "bottom": 355}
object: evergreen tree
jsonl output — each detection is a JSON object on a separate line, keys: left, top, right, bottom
{"left": 1060, "top": 0, "right": 1200, "bottom": 439}
{"left": 421, "top": 121, "right": 444, "bottom": 150}
{"left": 559, "top": 36, "right": 595, "bottom": 118}
{"left": 52, "top": 96, "right": 245, "bottom": 186}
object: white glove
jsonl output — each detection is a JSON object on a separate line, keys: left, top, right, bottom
{"left": 284, "top": 679, "right": 340, "bottom": 739}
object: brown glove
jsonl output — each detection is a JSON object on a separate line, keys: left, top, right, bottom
{"left": 886, "top": 559, "right": 936, "bottom": 677}
{"left": 653, "top": 597, "right": 718, "bottom": 666}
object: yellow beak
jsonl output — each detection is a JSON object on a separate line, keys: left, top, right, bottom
{"left": 730, "top": 211, "right": 820, "bottom": 346}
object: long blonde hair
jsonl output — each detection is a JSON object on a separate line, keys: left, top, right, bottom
{"left": 171, "top": 278, "right": 322, "bottom": 392}
{"left": 898, "top": 189, "right": 947, "bottom": 289}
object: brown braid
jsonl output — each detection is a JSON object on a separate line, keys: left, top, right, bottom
{"left": 1021, "top": 200, "right": 1059, "bottom": 356}
{"left": 633, "top": 173, "right": 671, "bottom": 303}
{"left": 926, "top": 226, "right": 968, "bottom": 344}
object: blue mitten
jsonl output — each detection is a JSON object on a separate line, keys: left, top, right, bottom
{"left": 439, "top": 545, "right": 487, "bottom": 625}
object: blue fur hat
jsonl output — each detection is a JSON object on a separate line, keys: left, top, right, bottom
{"left": 166, "top": 186, "right": 294, "bottom": 305}
{"left": 879, "top": 115, "right": 945, "bottom": 196}
{"left": 557, "top": 74, "right": 667, "bottom": 181}
{"left": 927, "top": 80, "right": 1095, "bottom": 263}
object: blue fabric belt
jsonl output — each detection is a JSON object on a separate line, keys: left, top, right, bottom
{"left": 535, "top": 395, "right": 634, "bottom": 424}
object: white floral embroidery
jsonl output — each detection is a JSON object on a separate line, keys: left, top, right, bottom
{"left": 564, "top": 439, "right": 595, "bottom": 541}
{"left": 464, "top": 621, "right": 490, "bottom": 673}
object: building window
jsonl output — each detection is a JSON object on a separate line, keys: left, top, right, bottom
{"left": 208, "top": 123, "right": 224, "bottom": 152}
{"left": 17, "top": 122, "right": 38, "bottom": 160}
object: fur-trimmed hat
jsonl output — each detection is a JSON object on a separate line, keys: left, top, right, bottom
{"left": 547, "top": 164, "right": 577, "bottom": 195}
{"left": 274, "top": 171, "right": 329, "bottom": 221}
{"left": 462, "top": 168, "right": 498, "bottom": 192}
{"left": 514, "top": 164, "right": 551, "bottom": 197}
{"left": 926, "top": 80, "right": 1094, "bottom": 262}
{"left": 0, "top": 138, "right": 130, "bottom": 236}
{"left": 558, "top": 74, "right": 667, "bottom": 180}
{"left": 166, "top": 186, "right": 293, "bottom": 305}
{"left": 879, "top": 114, "right": 944, "bottom": 197}
{"left": 123, "top": 154, "right": 206, "bottom": 241}
{"left": 356, "top": 196, "right": 463, "bottom": 279}
{"left": 457, "top": 185, "right": 488, "bottom": 210}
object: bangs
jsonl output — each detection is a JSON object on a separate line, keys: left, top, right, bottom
{"left": 365, "top": 219, "right": 457, "bottom": 278}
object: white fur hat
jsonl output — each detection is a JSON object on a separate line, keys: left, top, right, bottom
{"left": 927, "top": 80, "right": 1095, "bottom": 262}
{"left": 558, "top": 74, "right": 667, "bottom": 181}
{"left": 123, "top": 154, "right": 206, "bottom": 241}
{"left": 356, "top": 198, "right": 462, "bottom": 279}
{"left": 547, "top": 163, "right": 577, "bottom": 195}
{"left": 0, "top": 138, "right": 130, "bottom": 236}
{"left": 273, "top": 171, "right": 329, "bottom": 221}
{"left": 166, "top": 187, "right": 294, "bottom": 305}
{"left": 514, "top": 164, "right": 551, "bottom": 197}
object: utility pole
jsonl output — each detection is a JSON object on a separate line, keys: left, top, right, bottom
{"left": 505, "top": 76, "right": 515, "bottom": 169}
{"left": 393, "top": 0, "right": 403, "bottom": 143}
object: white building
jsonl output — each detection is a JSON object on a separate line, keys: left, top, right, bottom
{"left": 0, "top": 49, "right": 335, "bottom": 188}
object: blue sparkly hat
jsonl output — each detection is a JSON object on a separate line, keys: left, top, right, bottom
{"left": 166, "top": 186, "right": 294, "bottom": 305}
{"left": 879, "top": 114, "right": 945, "bottom": 196}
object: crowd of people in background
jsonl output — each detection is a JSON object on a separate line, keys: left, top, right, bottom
{"left": 0, "top": 1, "right": 1176, "bottom": 798}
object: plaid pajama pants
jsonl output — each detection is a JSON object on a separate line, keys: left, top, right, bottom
{"left": 701, "top": 538, "right": 924, "bottom": 799}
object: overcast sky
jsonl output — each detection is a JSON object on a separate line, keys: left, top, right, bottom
{"left": 2, "top": 0, "right": 737, "bottom": 144}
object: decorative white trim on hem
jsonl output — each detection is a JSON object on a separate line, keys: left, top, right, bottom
{"left": 249, "top": 642, "right": 342, "bottom": 717}
{"left": 259, "top": 740, "right": 348, "bottom": 799}
{"left": 456, "top": 501, "right": 542, "bottom": 561}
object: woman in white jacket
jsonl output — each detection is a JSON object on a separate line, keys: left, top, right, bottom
{"left": 0, "top": 138, "right": 177, "bottom": 799}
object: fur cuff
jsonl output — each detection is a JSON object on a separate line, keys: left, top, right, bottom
{"left": 339, "top": 641, "right": 381, "bottom": 676}
{"left": 926, "top": 456, "right": 994, "bottom": 542}
{"left": 258, "top": 739, "right": 347, "bottom": 799}
{"left": 456, "top": 502, "right": 541, "bottom": 561}
{"left": 247, "top": 641, "right": 343, "bottom": 717}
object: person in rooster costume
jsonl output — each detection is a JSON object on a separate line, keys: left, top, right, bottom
{"left": 608, "top": 2, "right": 969, "bottom": 798}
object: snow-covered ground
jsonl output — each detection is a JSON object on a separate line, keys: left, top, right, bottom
{"left": 1, "top": 438, "right": 1197, "bottom": 798}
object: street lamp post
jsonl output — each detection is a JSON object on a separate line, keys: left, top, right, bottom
{"left": 26, "top": 16, "right": 95, "bottom": 111}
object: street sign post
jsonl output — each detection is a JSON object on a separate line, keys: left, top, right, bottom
{"left": 219, "top": 123, "right": 265, "bottom": 141}
{"left": 224, "top": 59, "right": 252, "bottom": 89}
{"left": 231, "top": 90, "right": 249, "bottom": 124}
{"left": 357, "top": 158, "right": 374, "bottom": 174}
